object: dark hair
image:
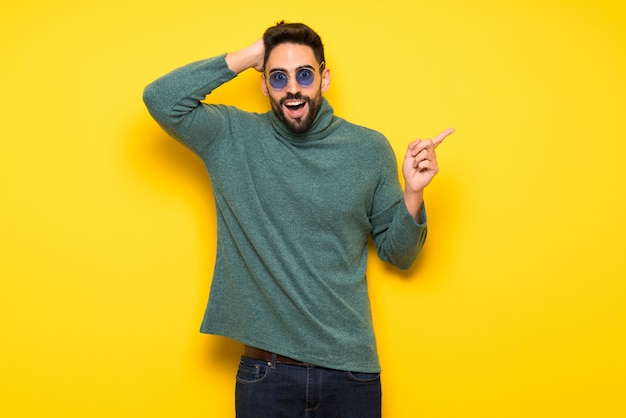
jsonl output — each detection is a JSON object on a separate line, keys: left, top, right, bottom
{"left": 262, "top": 21, "right": 325, "bottom": 70}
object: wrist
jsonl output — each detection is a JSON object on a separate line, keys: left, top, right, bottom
{"left": 403, "top": 189, "right": 424, "bottom": 221}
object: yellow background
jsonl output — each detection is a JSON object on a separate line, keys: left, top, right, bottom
{"left": 2, "top": 1, "right": 625, "bottom": 417}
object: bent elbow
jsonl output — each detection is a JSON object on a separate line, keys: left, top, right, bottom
{"left": 142, "top": 82, "right": 162, "bottom": 115}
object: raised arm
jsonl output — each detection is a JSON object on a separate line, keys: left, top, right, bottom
{"left": 142, "top": 39, "right": 266, "bottom": 153}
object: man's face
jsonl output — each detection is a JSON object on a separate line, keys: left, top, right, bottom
{"left": 261, "top": 43, "right": 330, "bottom": 134}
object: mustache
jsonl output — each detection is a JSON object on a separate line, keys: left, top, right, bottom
{"left": 279, "top": 93, "right": 310, "bottom": 106}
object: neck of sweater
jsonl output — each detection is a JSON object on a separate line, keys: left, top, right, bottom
{"left": 270, "top": 98, "right": 340, "bottom": 143}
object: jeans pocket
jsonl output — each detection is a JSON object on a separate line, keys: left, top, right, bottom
{"left": 346, "top": 371, "right": 381, "bottom": 383}
{"left": 236, "top": 356, "right": 271, "bottom": 384}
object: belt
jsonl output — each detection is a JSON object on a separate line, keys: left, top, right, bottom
{"left": 243, "top": 346, "right": 311, "bottom": 367}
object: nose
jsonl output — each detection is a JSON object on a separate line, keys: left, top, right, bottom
{"left": 285, "top": 75, "right": 301, "bottom": 94}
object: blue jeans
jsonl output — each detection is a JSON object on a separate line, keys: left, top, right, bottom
{"left": 235, "top": 355, "right": 382, "bottom": 418}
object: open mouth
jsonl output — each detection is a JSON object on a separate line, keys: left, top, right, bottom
{"left": 284, "top": 100, "right": 306, "bottom": 111}
{"left": 283, "top": 99, "right": 307, "bottom": 118}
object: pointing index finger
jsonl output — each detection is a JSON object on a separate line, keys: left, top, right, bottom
{"left": 432, "top": 128, "right": 455, "bottom": 148}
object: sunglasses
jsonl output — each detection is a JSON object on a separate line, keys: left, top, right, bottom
{"left": 266, "top": 62, "right": 325, "bottom": 90}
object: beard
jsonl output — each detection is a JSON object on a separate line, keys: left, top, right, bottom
{"left": 270, "top": 92, "right": 323, "bottom": 134}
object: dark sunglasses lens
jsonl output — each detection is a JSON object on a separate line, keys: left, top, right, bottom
{"left": 269, "top": 72, "right": 288, "bottom": 89}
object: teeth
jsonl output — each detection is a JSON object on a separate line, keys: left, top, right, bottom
{"left": 285, "top": 101, "right": 305, "bottom": 107}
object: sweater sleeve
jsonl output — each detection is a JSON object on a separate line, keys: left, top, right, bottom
{"left": 369, "top": 140, "right": 428, "bottom": 270}
{"left": 142, "top": 54, "right": 238, "bottom": 154}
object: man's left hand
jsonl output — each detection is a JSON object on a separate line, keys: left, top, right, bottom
{"left": 402, "top": 128, "right": 455, "bottom": 193}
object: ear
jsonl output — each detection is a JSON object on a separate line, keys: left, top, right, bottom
{"left": 261, "top": 73, "right": 269, "bottom": 97}
{"left": 321, "top": 68, "right": 331, "bottom": 93}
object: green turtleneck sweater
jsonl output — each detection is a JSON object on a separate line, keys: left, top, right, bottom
{"left": 143, "top": 55, "right": 427, "bottom": 372}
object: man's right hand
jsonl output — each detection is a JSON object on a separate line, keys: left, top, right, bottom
{"left": 225, "top": 39, "right": 265, "bottom": 74}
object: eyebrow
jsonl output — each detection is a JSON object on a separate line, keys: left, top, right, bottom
{"left": 268, "top": 65, "right": 316, "bottom": 74}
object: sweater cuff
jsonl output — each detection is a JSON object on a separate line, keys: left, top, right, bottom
{"left": 402, "top": 200, "right": 427, "bottom": 227}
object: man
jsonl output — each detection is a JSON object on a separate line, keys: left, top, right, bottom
{"left": 144, "top": 21, "right": 453, "bottom": 418}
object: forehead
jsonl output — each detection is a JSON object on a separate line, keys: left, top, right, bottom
{"left": 266, "top": 43, "right": 318, "bottom": 70}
